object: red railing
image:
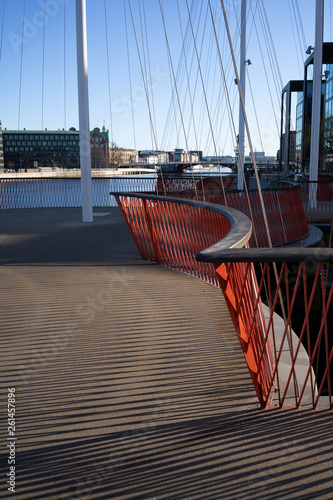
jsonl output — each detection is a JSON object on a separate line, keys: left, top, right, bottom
{"left": 113, "top": 193, "right": 333, "bottom": 410}
{"left": 162, "top": 184, "right": 310, "bottom": 247}
{"left": 0, "top": 175, "right": 318, "bottom": 249}
{"left": 113, "top": 193, "right": 251, "bottom": 286}
{"left": 298, "top": 179, "right": 333, "bottom": 224}
{"left": 198, "top": 248, "right": 333, "bottom": 409}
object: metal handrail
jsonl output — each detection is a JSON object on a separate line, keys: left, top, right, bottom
{"left": 197, "top": 247, "right": 333, "bottom": 263}
{"left": 112, "top": 191, "right": 333, "bottom": 410}
{"left": 111, "top": 192, "right": 252, "bottom": 250}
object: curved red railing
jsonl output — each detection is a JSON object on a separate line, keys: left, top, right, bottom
{"left": 113, "top": 192, "right": 333, "bottom": 410}
{"left": 0, "top": 176, "right": 320, "bottom": 249}
{"left": 164, "top": 184, "right": 310, "bottom": 247}
{"left": 298, "top": 179, "right": 333, "bottom": 224}
{"left": 113, "top": 192, "right": 251, "bottom": 286}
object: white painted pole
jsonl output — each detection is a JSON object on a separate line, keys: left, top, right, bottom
{"left": 76, "top": 0, "right": 93, "bottom": 222}
{"left": 237, "top": 0, "right": 246, "bottom": 191}
{"left": 309, "top": 0, "right": 324, "bottom": 209}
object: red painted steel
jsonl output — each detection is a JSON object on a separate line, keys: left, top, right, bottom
{"left": 214, "top": 258, "right": 333, "bottom": 409}
{"left": 114, "top": 193, "right": 333, "bottom": 410}
{"left": 115, "top": 194, "right": 231, "bottom": 286}
{"left": 213, "top": 259, "right": 274, "bottom": 407}
{"left": 165, "top": 186, "right": 310, "bottom": 247}
{"left": 156, "top": 175, "right": 235, "bottom": 194}
{"left": 299, "top": 179, "right": 333, "bottom": 224}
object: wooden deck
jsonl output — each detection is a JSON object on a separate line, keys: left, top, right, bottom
{"left": 1, "top": 208, "right": 333, "bottom": 499}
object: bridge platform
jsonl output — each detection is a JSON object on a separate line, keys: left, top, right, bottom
{"left": 1, "top": 208, "right": 333, "bottom": 499}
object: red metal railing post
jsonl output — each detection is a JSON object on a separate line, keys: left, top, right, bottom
{"left": 143, "top": 198, "right": 161, "bottom": 265}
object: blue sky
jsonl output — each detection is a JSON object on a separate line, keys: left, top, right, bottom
{"left": 0, "top": 0, "right": 332, "bottom": 156}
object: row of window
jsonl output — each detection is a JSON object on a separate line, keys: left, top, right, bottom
{"left": 4, "top": 146, "right": 79, "bottom": 153}
{"left": 4, "top": 134, "right": 79, "bottom": 141}
{"left": 5, "top": 140, "right": 77, "bottom": 147}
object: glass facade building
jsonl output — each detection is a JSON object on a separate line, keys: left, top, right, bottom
{"left": 323, "top": 64, "right": 333, "bottom": 173}
{"left": 281, "top": 43, "right": 333, "bottom": 175}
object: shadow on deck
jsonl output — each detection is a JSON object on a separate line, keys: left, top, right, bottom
{"left": 1, "top": 208, "right": 333, "bottom": 499}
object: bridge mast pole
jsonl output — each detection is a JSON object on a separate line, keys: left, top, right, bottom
{"left": 309, "top": 0, "right": 324, "bottom": 209}
{"left": 237, "top": 0, "right": 246, "bottom": 191}
{"left": 76, "top": 0, "right": 93, "bottom": 222}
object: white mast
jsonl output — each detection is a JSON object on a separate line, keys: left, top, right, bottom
{"left": 76, "top": 0, "right": 93, "bottom": 222}
{"left": 309, "top": 0, "right": 324, "bottom": 209}
{"left": 237, "top": 0, "right": 246, "bottom": 190}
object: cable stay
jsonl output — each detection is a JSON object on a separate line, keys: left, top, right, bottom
{"left": 0, "top": 0, "right": 6, "bottom": 64}
{"left": 127, "top": 0, "right": 166, "bottom": 194}
{"left": 208, "top": 0, "right": 261, "bottom": 248}
{"left": 158, "top": 0, "right": 199, "bottom": 199}
{"left": 124, "top": 0, "right": 137, "bottom": 150}
{"left": 176, "top": 0, "right": 205, "bottom": 197}
{"left": 184, "top": 0, "right": 229, "bottom": 206}
{"left": 161, "top": 0, "right": 203, "bottom": 152}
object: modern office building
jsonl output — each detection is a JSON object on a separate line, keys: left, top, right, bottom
{"left": 1, "top": 124, "right": 111, "bottom": 171}
{"left": 280, "top": 42, "right": 333, "bottom": 174}
{"left": 0, "top": 121, "right": 4, "bottom": 170}
{"left": 2, "top": 128, "right": 80, "bottom": 170}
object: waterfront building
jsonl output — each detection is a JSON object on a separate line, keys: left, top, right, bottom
{"left": 90, "top": 126, "right": 109, "bottom": 168}
{"left": 2, "top": 128, "right": 80, "bottom": 170}
{"left": 280, "top": 42, "right": 333, "bottom": 175}
{"left": 1, "top": 124, "right": 111, "bottom": 171}
{"left": 138, "top": 150, "right": 169, "bottom": 165}
{"left": 118, "top": 148, "right": 139, "bottom": 165}
{"left": 0, "top": 121, "right": 4, "bottom": 170}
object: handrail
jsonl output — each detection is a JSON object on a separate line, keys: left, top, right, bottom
{"left": 111, "top": 192, "right": 252, "bottom": 251}
{"left": 197, "top": 245, "right": 333, "bottom": 410}
{"left": 113, "top": 192, "right": 333, "bottom": 410}
{"left": 197, "top": 247, "right": 333, "bottom": 263}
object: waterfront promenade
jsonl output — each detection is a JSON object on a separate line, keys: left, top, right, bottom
{"left": 1, "top": 207, "right": 333, "bottom": 499}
